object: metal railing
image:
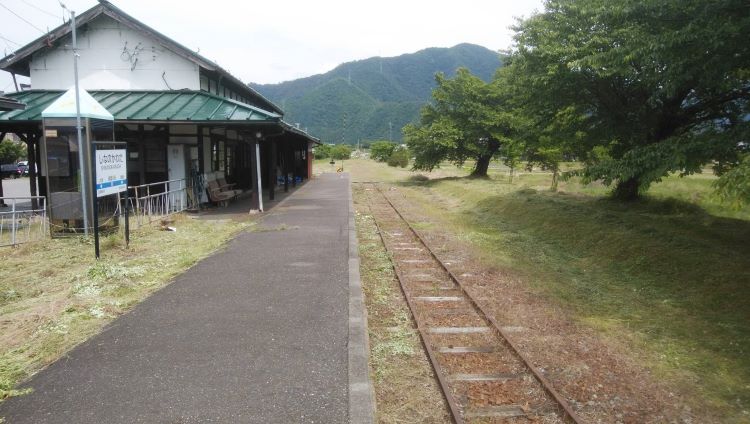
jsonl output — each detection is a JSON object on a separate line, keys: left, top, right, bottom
{"left": 0, "top": 196, "right": 48, "bottom": 247}
{"left": 125, "top": 178, "right": 196, "bottom": 229}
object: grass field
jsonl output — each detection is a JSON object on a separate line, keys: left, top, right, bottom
{"left": 338, "top": 158, "right": 750, "bottom": 422}
{"left": 0, "top": 215, "right": 252, "bottom": 401}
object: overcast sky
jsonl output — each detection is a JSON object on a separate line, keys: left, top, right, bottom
{"left": 1, "top": 0, "right": 543, "bottom": 92}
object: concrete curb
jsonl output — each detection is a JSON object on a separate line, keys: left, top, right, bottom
{"left": 347, "top": 174, "right": 376, "bottom": 423}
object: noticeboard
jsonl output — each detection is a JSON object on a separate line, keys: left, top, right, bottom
{"left": 95, "top": 149, "right": 127, "bottom": 198}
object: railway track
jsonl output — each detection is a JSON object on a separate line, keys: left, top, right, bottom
{"left": 362, "top": 183, "right": 583, "bottom": 424}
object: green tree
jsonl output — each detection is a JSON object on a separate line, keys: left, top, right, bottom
{"left": 313, "top": 144, "right": 333, "bottom": 160}
{"left": 331, "top": 144, "right": 352, "bottom": 160}
{"left": 511, "top": 0, "right": 750, "bottom": 200}
{"left": 0, "top": 139, "right": 25, "bottom": 164}
{"left": 387, "top": 147, "right": 410, "bottom": 168}
{"left": 370, "top": 141, "right": 397, "bottom": 162}
{"left": 715, "top": 155, "right": 750, "bottom": 208}
{"left": 404, "top": 68, "right": 520, "bottom": 177}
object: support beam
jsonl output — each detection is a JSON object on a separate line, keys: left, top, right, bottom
{"left": 197, "top": 125, "right": 205, "bottom": 175}
{"left": 35, "top": 132, "right": 46, "bottom": 200}
{"left": 307, "top": 142, "right": 313, "bottom": 179}
{"left": 283, "top": 141, "right": 290, "bottom": 193}
{"left": 16, "top": 131, "right": 41, "bottom": 209}
{"left": 249, "top": 140, "right": 263, "bottom": 212}
{"left": 0, "top": 132, "right": 5, "bottom": 206}
{"left": 292, "top": 143, "right": 298, "bottom": 188}
{"left": 26, "top": 133, "right": 40, "bottom": 209}
{"left": 270, "top": 141, "right": 278, "bottom": 201}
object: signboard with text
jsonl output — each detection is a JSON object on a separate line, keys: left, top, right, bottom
{"left": 95, "top": 149, "right": 127, "bottom": 198}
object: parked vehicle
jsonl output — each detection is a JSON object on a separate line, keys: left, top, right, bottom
{"left": 0, "top": 164, "right": 24, "bottom": 179}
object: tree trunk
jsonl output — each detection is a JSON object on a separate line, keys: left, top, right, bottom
{"left": 551, "top": 168, "right": 559, "bottom": 192}
{"left": 613, "top": 177, "right": 641, "bottom": 201}
{"left": 471, "top": 139, "right": 500, "bottom": 178}
{"left": 471, "top": 154, "right": 492, "bottom": 177}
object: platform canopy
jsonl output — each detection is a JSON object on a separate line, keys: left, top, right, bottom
{"left": 1, "top": 90, "right": 283, "bottom": 124}
{"left": 41, "top": 88, "right": 114, "bottom": 121}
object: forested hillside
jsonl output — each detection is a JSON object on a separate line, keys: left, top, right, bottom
{"left": 250, "top": 43, "right": 501, "bottom": 143}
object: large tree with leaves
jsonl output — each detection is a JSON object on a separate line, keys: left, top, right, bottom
{"left": 404, "top": 68, "right": 520, "bottom": 177}
{"left": 510, "top": 0, "right": 750, "bottom": 200}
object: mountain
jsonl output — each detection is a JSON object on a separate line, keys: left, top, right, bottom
{"left": 250, "top": 43, "right": 502, "bottom": 143}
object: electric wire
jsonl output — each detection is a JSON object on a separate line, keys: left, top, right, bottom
{"left": 0, "top": 34, "right": 22, "bottom": 46}
{"left": 0, "top": 33, "right": 19, "bottom": 56}
{"left": 19, "top": 0, "right": 61, "bottom": 20}
{"left": 0, "top": 3, "right": 48, "bottom": 34}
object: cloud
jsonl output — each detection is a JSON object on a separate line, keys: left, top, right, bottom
{"left": 0, "top": 0, "right": 542, "bottom": 89}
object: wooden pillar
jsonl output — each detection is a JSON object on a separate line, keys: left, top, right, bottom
{"left": 292, "top": 142, "right": 298, "bottom": 188}
{"left": 249, "top": 140, "right": 263, "bottom": 211}
{"left": 0, "top": 132, "right": 5, "bottom": 206}
{"left": 282, "top": 140, "right": 289, "bottom": 193}
{"left": 307, "top": 142, "right": 313, "bottom": 179}
{"left": 268, "top": 141, "right": 276, "bottom": 201}
{"left": 197, "top": 125, "right": 205, "bottom": 175}
{"left": 35, "top": 133, "right": 46, "bottom": 200}
{"left": 15, "top": 131, "right": 41, "bottom": 209}
{"left": 26, "top": 133, "right": 39, "bottom": 209}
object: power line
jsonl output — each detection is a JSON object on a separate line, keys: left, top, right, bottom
{"left": 0, "top": 34, "right": 22, "bottom": 46}
{"left": 19, "top": 0, "right": 61, "bottom": 20}
{"left": 0, "top": 3, "right": 48, "bottom": 34}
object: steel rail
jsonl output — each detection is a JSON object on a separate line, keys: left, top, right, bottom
{"left": 367, "top": 198, "right": 465, "bottom": 424}
{"left": 371, "top": 183, "right": 584, "bottom": 424}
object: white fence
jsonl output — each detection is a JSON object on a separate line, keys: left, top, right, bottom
{"left": 125, "top": 178, "right": 196, "bottom": 229}
{"left": 0, "top": 196, "right": 48, "bottom": 247}
{"left": 0, "top": 178, "right": 196, "bottom": 246}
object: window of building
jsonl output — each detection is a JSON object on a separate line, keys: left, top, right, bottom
{"left": 211, "top": 139, "right": 225, "bottom": 172}
{"left": 200, "top": 75, "right": 209, "bottom": 92}
{"left": 226, "top": 145, "right": 234, "bottom": 177}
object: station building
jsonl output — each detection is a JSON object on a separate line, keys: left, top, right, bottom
{"left": 0, "top": 0, "right": 317, "bottom": 218}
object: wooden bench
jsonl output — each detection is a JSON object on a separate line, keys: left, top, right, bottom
{"left": 206, "top": 179, "right": 235, "bottom": 206}
{"left": 205, "top": 172, "right": 242, "bottom": 206}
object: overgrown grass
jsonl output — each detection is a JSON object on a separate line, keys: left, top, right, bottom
{"left": 0, "top": 215, "right": 252, "bottom": 401}
{"left": 353, "top": 191, "right": 450, "bottom": 423}
{"left": 347, "top": 158, "right": 750, "bottom": 422}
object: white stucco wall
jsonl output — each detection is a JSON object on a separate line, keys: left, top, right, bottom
{"left": 30, "top": 15, "right": 200, "bottom": 90}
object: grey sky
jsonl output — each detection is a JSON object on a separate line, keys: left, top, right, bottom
{"left": 1, "top": 0, "right": 543, "bottom": 92}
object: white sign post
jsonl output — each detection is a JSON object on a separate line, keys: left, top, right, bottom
{"left": 92, "top": 146, "right": 128, "bottom": 258}
{"left": 95, "top": 149, "right": 127, "bottom": 198}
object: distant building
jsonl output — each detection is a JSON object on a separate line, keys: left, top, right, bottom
{"left": 0, "top": 0, "right": 316, "bottom": 212}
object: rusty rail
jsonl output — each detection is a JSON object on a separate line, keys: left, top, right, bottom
{"left": 368, "top": 183, "right": 584, "bottom": 424}
{"left": 367, "top": 202, "right": 466, "bottom": 424}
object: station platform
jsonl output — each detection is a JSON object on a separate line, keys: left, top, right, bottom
{"left": 0, "top": 173, "right": 373, "bottom": 423}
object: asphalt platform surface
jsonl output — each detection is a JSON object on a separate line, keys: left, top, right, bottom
{"left": 0, "top": 173, "right": 352, "bottom": 423}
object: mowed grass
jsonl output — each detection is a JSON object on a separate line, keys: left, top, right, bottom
{"left": 353, "top": 194, "right": 450, "bottom": 423}
{"left": 0, "top": 215, "right": 252, "bottom": 401}
{"left": 340, "top": 158, "right": 750, "bottom": 422}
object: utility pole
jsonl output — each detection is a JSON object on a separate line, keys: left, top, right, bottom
{"left": 389, "top": 121, "right": 393, "bottom": 142}
{"left": 70, "top": 8, "right": 89, "bottom": 235}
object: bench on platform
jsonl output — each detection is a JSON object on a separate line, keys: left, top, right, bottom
{"left": 205, "top": 172, "right": 242, "bottom": 206}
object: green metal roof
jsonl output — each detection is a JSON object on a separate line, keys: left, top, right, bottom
{"left": 0, "top": 95, "right": 25, "bottom": 111}
{"left": 0, "top": 90, "right": 281, "bottom": 123}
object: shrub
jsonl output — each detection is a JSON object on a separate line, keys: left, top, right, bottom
{"left": 387, "top": 147, "right": 410, "bottom": 168}
{"left": 331, "top": 144, "right": 352, "bottom": 160}
{"left": 370, "top": 141, "right": 397, "bottom": 162}
{"left": 313, "top": 144, "right": 333, "bottom": 159}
